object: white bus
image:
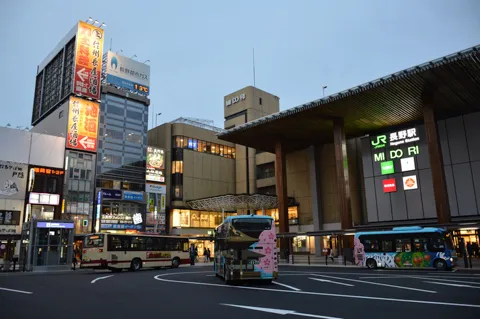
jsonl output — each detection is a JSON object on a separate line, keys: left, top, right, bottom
{"left": 80, "top": 233, "right": 190, "bottom": 272}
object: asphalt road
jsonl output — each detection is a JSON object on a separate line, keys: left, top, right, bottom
{"left": 1, "top": 265, "right": 480, "bottom": 319}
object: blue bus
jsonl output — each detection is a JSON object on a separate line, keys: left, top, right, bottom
{"left": 213, "top": 215, "right": 278, "bottom": 284}
{"left": 354, "top": 226, "right": 457, "bottom": 270}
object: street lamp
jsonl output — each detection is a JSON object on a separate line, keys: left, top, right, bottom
{"left": 131, "top": 54, "right": 137, "bottom": 59}
{"left": 116, "top": 49, "right": 123, "bottom": 54}
{"left": 156, "top": 113, "right": 162, "bottom": 127}
{"left": 144, "top": 60, "right": 150, "bottom": 64}
{"left": 323, "top": 86, "right": 328, "bottom": 97}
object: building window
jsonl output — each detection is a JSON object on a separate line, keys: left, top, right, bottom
{"left": 103, "top": 154, "right": 122, "bottom": 165}
{"left": 171, "top": 209, "right": 237, "bottom": 228}
{"left": 256, "top": 162, "right": 275, "bottom": 179}
{"left": 259, "top": 97, "right": 262, "bottom": 105}
{"left": 59, "top": 110, "right": 64, "bottom": 118}
{"left": 105, "top": 129, "right": 123, "bottom": 140}
{"left": 257, "top": 185, "right": 276, "bottom": 195}
{"left": 255, "top": 207, "right": 299, "bottom": 225}
{"left": 172, "top": 136, "right": 235, "bottom": 159}
{"left": 126, "top": 132, "right": 142, "bottom": 144}
{"left": 172, "top": 161, "right": 183, "bottom": 174}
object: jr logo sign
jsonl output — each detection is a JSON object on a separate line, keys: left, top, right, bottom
{"left": 371, "top": 135, "right": 387, "bottom": 149}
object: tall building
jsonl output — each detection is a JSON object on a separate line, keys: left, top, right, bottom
{"left": 29, "top": 21, "right": 150, "bottom": 237}
{"left": 147, "top": 86, "right": 299, "bottom": 255}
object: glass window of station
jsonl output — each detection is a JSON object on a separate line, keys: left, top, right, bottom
{"left": 173, "top": 136, "right": 236, "bottom": 159}
{"left": 171, "top": 209, "right": 237, "bottom": 228}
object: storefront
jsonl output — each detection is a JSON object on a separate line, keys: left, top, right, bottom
{"left": 97, "top": 189, "right": 146, "bottom": 234}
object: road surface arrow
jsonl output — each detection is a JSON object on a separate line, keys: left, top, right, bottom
{"left": 309, "top": 277, "right": 354, "bottom": 287}
{"left": 79, "top": 136, "right": 95, "bottom": 149}
{"left": 423, "top": 281, "right": 480, "bottom": 289}
{"left": 220, "top": 304, "right": 342, "bottom": 319}
{"left": 77, "top": 68, "right": 88, "bottom": 82}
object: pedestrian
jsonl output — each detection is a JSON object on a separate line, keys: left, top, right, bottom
{"left": 194, "top": 246, "right": 198, "bottom": 262}
{"left": 203, "top": 248, "right": 208, "bottom": 263}
{"left": 329, "top": 248, "right": 335, "bottom": 262}
{"left": 189, "top": 244, "right": 196, "bottom": 266}
{"left": 206, "top": 248, "right": 211, "bottom": 262}
{"left": 72, "top": 254, "right": 78, "bottom": 271}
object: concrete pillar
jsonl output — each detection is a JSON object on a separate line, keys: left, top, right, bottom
{"left": 423, "top": 103, "right": 451, "bottom": 224}
{"left": 333, "top": 118, "right": 353, "bottom": 230}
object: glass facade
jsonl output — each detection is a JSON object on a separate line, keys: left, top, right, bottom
{"left": 95, "top": 93, "right": 148, "bottom": 233}
{"left": 171, "top": 209, "right": 237, "bottom": 228}
{"left": 96, "top": 93, "right": 148, "bottom": 191}
{"left": 255, "top": 207, "right": 299, "bottom": 225}
{"left": 173, "top": 136, "right": 236, "bottom": 159}
{"left": 62, "top": 151, "right": 96, "bottom": 234}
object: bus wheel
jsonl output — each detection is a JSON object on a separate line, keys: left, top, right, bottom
{"left": 366, "top": 258, "right": 377, "bottom": 269}
{"left": 171, "top": 257, "right": 180, "bottom": 269}
{"left": 434, "top": 259, "right": 447, "bottom": 271}
{"left": 130, "top": 258, "right": 142, "bottom": 272}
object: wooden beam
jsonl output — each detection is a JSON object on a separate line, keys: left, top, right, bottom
{"left": 333, "top": 118, "right": 353, "bottom": 229}
{"left": 423, "top": 103, "right": 451, "bottom": 224}
{"left": 275, "top": 140, "right": 289, "bottom": 234}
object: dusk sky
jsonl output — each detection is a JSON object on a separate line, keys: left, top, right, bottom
{"left": 1, "top": 0, "right": 479, "bottom": 130}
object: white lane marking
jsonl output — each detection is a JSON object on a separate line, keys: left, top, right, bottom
{"left": 359, "top": 275, "right": 480, "bottom": 281}
{"left": 272, "top": 281, "right": 301, "bottom": 291}
{"left": 91, "top": 275, "right": 114, "bottom": 284}
{"left": 153, "top": 272, "right": 480, "bottom": 308}
{"left": 310, "top": 274, "right": 437, "bottom": 294}
{"left": 0, "top": 287, "right": 33, "bottom": 295}
{"left": 423, "top": 281, "right": 480, "bottom": 289}
{"left": 221, "top": 303, "right": 342, "bottom": 319}
{"left": 309, "top": 277, "right": 354, "bottom": 287}
{"left": 406, "top": 276, "right": 480, "bottom": 285}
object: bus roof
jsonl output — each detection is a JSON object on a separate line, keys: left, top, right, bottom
{"left": 355, "top": 226, "right": 445, "bottom": 238}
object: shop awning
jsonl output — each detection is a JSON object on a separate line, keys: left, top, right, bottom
{"left": 186, "top": 194, "right": 296, "bottom": 211}
{"left": 217, "top": 45, "right": 480, "bottom": 153}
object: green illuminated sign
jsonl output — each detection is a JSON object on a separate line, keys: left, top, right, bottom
{"left": 381, "top": 161, "right": 394, "bottom": 175}
{"left": 373, "top": 146, "right": 420, "bottom": 162}
{"left": 371, "top": 135, "right": 387, "bottom": 149}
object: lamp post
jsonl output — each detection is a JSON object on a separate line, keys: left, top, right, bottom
{"left": 156, "top": 113, "right": 162, "bottom": 127}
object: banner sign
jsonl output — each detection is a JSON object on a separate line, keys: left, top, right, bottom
{"left": 0, "top": 161, "right": 28, "bottom": 200}
{"left": 73, "top": 21, "right": 104, "bottom": 100}
{"left": 105, "top": 51, "right": 150, "bottom": 96}
{"left": 37, "top": 222, "right": 74, "bottom": 229}
{"left": 146, "top": 147, "right": 165, "bottom": 182}
{"left": 66, "top": 97, "right": 99, "bottom": 152}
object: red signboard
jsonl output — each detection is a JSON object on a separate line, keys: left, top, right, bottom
{"left": 383, "top": 178, "right": 397, "bottom": 193}
{"left": 73, "top": 21, "right": 104, "bottom": 100}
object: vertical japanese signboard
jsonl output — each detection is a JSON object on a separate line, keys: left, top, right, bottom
{"left": 66, "top": 97, "right": 99, "bottom": 152}
{"left": 146, "top": 147, "right": 165, "bottom": 182}
{"left": 73, "top": 21, "right": 104, "bottom": 100}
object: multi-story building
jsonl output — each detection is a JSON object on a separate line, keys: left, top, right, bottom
{"left": 148, "top": 86, "right": 300, "bottom": 254}
{"left": 29, "top": 21, "right": 150, "bottom": 237}
{"left": 0, "top": 127, "right": 65, "bottom": 259}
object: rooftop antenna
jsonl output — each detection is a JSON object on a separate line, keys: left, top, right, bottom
{"left": 110, "top": 38, "right": 112, "bottom": 51}
{"left": 253, "top": 48, "right": 256, "bottom": 88}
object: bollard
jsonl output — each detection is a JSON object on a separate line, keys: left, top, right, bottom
{"left": 344, "top": 255, "right": 347, "bottom": 266}
{"left": 291, "top": 254, "right": 294, "bottom": 265}
{"left": 325, "top": 255, "right": 328, "bottom": 265}
{"left": 308, "top": 255, "right": 310, "bottom": 265}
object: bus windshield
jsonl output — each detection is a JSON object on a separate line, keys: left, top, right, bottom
{"left": 85, "top": 234, "right": 105, "bottom": 248}
{"left": 232, "top": 218, "right": 272, "bottom": 232}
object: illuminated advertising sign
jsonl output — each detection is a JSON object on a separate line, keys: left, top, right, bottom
{"left": 66, "top": 97, "right": 99, "bottom": 152}
{"left": 380, "top": 161, "right": 394, "bottom": 175}
{"left": 37, "top": 222, "right": 74, "bottom": 229}
{"left": 146, "top": 147, "right": 165, "bottom": 182}
{"left": 371, "top": 127, "right": 419, "bottom": 149}
{"left": 403, "top": 175, "right": 418, "bottom": 190}
{"left": 105, "top": 51, "right": 150, "bottom": 96}
{"left": 383, "top": 179, "right": 397, "bottom": 193}
{"left": 32, "top": 167, "right": 64, "bottom": 176}
{"left": 73, "top": 21, "right": 104, "bottom": 100}
{"left": 29, "top": 193, "right": 60, "bottom": 206}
